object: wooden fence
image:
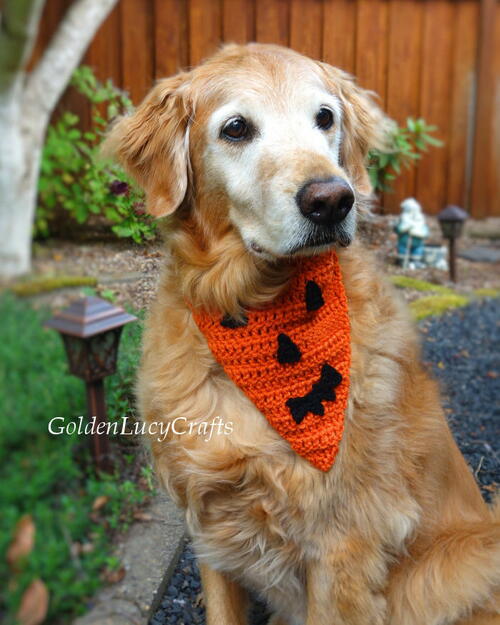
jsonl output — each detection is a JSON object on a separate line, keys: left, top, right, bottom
{"left": 35, "top": 0, "right": 499, "bottom": 216}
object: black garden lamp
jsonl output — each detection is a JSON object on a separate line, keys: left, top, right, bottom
{"left": 437, "top": 204, "right": 468, "bottom": 283}
{"left": 45, "top": 296, "right": 137, "bottom": 472}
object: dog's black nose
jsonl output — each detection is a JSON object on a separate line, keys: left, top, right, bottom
{"left": 297, "top": 177, "right": 354, "bottom": 226}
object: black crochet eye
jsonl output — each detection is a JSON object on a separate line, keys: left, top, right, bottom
{"left": 221, "top": 117, "right": 250, "bottom": 141}
{"left": 316, "top": 107, "right": 334, "bottom": 130}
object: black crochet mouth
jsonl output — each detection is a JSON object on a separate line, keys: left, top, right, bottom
{"left": 286, "top": 362, "right": 343, "bottom": 424}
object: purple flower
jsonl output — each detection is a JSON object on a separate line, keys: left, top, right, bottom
{"left": 109, "top": 180, "right": 129, "bottom": 196}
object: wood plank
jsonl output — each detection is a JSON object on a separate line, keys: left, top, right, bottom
{"left": 154, "top": 0, "right": 188, "bottom": 77}
{"left": 447, "top": 0, "right": 479, "bottom": 211}
{"left": 189, "top": 0, "right": 222, "bottom": 66}
{"left": 255, "top": 0, "right": 289, "bottom": 46}
{"left": 354, "top": 0, "right": 388, "bottom": 210}
{"left": 384, "top": 0, "right": 423, "bottom": 213}
{"left": 323, "top": 0, "right": 357, "bottom": 73}
{"left": 85, "top": 4, "right": 122, "bottom": 85}
{"left": 223, "top": 0, "right": 255, "bottom": 43}
{"left": 415, "top": 0, "right": 454, "bottom": 215}
{"left": 493, "top": 2, "right": 500, "bottom": 217}
{"left": 81, "top": 4, "right": 122, "bottom": 132}
{"left": 470, "top": 0, "right": 499, "bottom": 217}
{"left": 289, "top": 0, "right": 322, "bottom": 59}
{"left": 355, "top": 0, "right": 389, "bottom": 105}
{"left": 121, "top": 0, "right": 154, "bottom": 104}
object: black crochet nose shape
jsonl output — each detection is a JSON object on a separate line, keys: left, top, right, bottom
{"left": 297, "top": 177, "right": 354, "bottom": 226}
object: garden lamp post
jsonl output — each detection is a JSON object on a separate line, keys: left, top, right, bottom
{"left": 437, "top": 205, "right": 468, "bottom": 283}
{"left": 45, "top": 296, "right": 137, "bottom": 472}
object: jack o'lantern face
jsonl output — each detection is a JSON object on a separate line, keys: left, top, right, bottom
{"left": 192, "top": 249, "right": 350, "bottom": 472}
{"left": 219, "top": 279, "right": 343, "bottom": 425}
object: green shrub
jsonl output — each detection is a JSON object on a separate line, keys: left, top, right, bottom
{"left": 37, "top": 66, "right": 156, "bottom": 244}
{"left": 0, "top": 293, "right": 152, "bottom": 624}
{"left": 368, "top": 117, "right": 443, "bottom": 193}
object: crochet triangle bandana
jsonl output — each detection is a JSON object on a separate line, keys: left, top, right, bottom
{"left": 191, "top": 250, "right": 351, "bottom": 471}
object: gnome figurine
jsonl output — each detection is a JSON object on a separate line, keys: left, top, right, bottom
{"left": 394, "top": 198, "right": 429, "bottom": 268}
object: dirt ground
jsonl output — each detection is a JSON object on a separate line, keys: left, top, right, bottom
{"left": 17, "top": 215, "right": 500, "bottom": 311}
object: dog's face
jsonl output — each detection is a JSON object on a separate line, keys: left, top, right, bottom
{"left": 105, "top": 44, "right": 392, "bottom": 260}
{"left": 200, "top": 58, "right": 354, "bottom": 258}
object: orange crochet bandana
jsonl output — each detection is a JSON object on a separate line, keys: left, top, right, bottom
{"left": 191, "top": 250, "right": 351, "bottom": 471}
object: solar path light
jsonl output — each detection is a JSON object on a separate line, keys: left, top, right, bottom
{"left": 45, "top": 296, "right": 137, "bottom": 471}
{"left": 437, "top": 205, "right": 468, "bottom": 283}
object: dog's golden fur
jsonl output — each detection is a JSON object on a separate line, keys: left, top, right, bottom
{"left": 105, "top": 44, "right": 500, "bottom": 624}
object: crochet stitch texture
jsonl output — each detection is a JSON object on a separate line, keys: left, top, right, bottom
{"left": 192, "top": 250, "right": 351, "bottom": 471}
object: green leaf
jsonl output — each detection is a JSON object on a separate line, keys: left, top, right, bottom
{"left": 423, "top": 134, "right": 444, "bottom": 147}
{"left": 100, "top": 289, "right": 117, "bottom": 303}
{"left": 368, "top": 167, "right": 378, "bottom": 188}
{"left": 104, "top": 207, "right": 121, "bottom": 223}
{"left": 112, "top": 224, "right": 133, "bottom": 238}
{"left": 414, "top": 138, "right": 427, "bottom": 151}
{"left": 406, "top": 117, "right": 416, "bottom": 132}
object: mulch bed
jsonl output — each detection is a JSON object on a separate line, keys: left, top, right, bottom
{"left": 28, "top": 239, "right": 165, "bottom": 311}
{"left": 421, "top": 298, "right": 499, "bottom": 498}
{"left": 150, "top": 298, "right": 500, "bottom": 625}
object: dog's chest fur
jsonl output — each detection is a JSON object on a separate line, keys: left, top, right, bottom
{"left": 165, "top": 382, "right": 418, "bottom": 622}
{"left": 138, "top": 247, "right": 422, "bottom": 620}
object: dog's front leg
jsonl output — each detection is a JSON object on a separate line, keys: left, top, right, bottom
{"left": 305, "top": 537, "right": 387, "bottom": 625}
{"left": 199, "top": 562, "right": 248, "bottom": 625}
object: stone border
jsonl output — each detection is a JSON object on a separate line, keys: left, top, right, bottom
{"left": 147, "top": 533, "right": 186, "bottom": 621}
{"left": 73, "top": 494, "right": 185, "bottom": 625}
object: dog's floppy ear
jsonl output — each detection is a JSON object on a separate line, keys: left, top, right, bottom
{"left": 103, "top": 73, "right": 191, "bottom": 217}
{"left": 316, "top": 62, "right": 395, "bottom": 194}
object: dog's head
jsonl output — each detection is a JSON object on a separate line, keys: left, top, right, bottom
{"left": 105, "top": 44, "right": 393, "bottom": 260}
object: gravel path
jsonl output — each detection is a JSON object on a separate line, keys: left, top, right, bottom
{"left": 150, "top": 299, "right": 500, "bottom": 625}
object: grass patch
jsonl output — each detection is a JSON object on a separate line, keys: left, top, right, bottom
{"left": 410, "top": 294, "right": 470, "bottom": 320}
{"left": 10, "top": 275, "right": 97, "bottom": 297}
{"left": 473, "top": 288, "right": 500, "bottom": 298}
{"left": 390, "top": 275, "right": 454, "bottom": 294}
{"left": 466, "top": 228, "right": 500, "bottom": 240}
{"left": 0, "top": 293, "right": 152, "bottom": 624}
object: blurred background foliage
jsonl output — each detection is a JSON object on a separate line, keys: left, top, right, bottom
{"left": 0, "top": 293, "right": 154, "bottom": 624}
{"left": 368, "top": 117, "right": 443, "bottom": 193}
{"left": 36, "top": 66, "right": 156, "bottom": 244}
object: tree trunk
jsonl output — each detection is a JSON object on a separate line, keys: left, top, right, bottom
{"left": 0, "top": 0, "right": 118, "bottom": 279}
{"left": 0, "top": 78, "right": 46, "bottom": 278}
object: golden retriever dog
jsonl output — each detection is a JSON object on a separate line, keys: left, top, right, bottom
{"left": 105, "top": 44, "right": 500, "bottom": 625}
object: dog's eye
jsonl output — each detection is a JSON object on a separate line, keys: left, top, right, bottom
{"left": 316, "top": 108, "right": 334, "bottom": 131}
{"left": 221, "top": 117, "right": 250, "bottom": 141}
